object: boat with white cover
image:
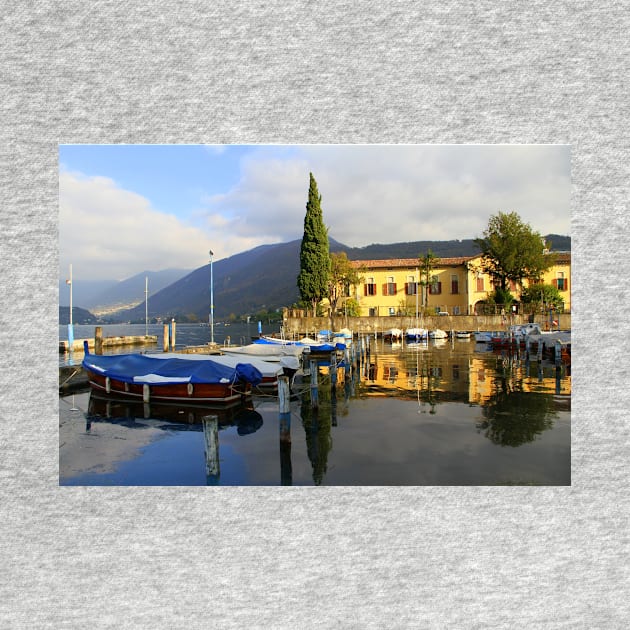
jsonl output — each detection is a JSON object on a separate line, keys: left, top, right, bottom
{"left": 429, "top": 329, "right": 448, "bottom": 339}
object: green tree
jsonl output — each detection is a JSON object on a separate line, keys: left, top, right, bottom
{"left": 344, "top": 298, "right": 361, "bottom": 317}
{"left": 488, "top": 287, "right": 515, "bottom": 307}
{"left": 520, "top": 283, "right": 564, "bottom": 310}
{"left": 297, "top": 173, "right": 330, "bottom": 316}
{"left": 327, "top": 252, "right": 363, "bottom": 315}
{"left": 475, "top": 211, "right": 554, "bottom": 292}
{"left": 418, "top": 250, "right": 439, "bottom": 308}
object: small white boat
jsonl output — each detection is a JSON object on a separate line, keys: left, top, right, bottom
{"left": 317, "top": 329, "right": 332, "bottom": 342}
{"left": 384, "top": 328, "right": 403, "bottom": 341}
{"left": 406, "top": 327, "right": 428, "bottom": 340}
{"left": 223, "top": 342, "right": 304, "bottom": 360}
{"left": 429, "top": 329, "right": 448, "bottom": 339}
{"left": 474, "top": 331, "right": 498, "bottom": 343}
{"left": 509, "top": 323, "right": 544, "bottom": 338}
{"left": 455, "top": 331, "right": 471, "bottom": 339}
{"left": 333, "top": 330, "right": 353, "bottom": 346}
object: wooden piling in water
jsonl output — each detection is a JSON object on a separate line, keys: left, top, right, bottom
{"left": 278, "top": 375, "right": 290, "bottom": 414}
{"left": 343, "top": 346, "right": 350, "bottom": 381}
{"left": 277, "top": 377, "right": 292, "bottom": 485}
{"left": 278, "top": 375, "right": 291, "bottom": 444}
{"left": 203, "top": 414, "right": 220, "bottom": 482}
{"left": 170, "top": 319, "right": 177, "bottom": 350}
{"left": 95, "top": 326, "right": 103, "bottom": 355}
{"left": 310, "top": 359, "right": 319, "bottom": 409}
{"left": 163, "top": 324, "right": 169, "bottom": 351}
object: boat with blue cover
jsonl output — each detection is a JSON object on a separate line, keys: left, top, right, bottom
{"left": 82, "top": 343, "right": 263, "bottom": 403}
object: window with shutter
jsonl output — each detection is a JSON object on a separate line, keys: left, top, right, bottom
{"left": 451, "top": 277, "right": 459, "bottom": 294}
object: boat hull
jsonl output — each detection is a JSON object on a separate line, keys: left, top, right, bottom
{"left": 85, "top": 370, "right": 250, "bottom": 404}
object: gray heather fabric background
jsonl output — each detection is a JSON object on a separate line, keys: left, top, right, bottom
{"left": 1, "top": 1, "right": 628, "bottom": 628}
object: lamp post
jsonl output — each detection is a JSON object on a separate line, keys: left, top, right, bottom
{"left": 145, "top": 276, "right": 148, "bottom": 337}
{"left": 209, "top": 249, "right": 214, "bottom": 344}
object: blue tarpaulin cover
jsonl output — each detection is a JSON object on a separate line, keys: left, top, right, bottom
{"left": 82, "top": 350, "right": 263, "bottom": 387}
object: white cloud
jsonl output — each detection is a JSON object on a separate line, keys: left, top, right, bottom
{"left": 201, "top": 152, "right": 310, "bottom": 241}
{"left": 200, "top": 145, "right": 570, "bottom": 249}
{"left": 60, "top": 171, "right": 217, "bottom": 281}
{"left": 202, "top": 144, "right": 228, "bottom": 155}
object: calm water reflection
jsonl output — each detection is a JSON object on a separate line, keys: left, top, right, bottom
{"left": 59, "top": 338, "right": 570, "bottom": 486}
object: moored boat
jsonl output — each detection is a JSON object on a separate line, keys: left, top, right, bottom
{"left": 474, "top": 331, "right": 497, "bottom": 343}
{"left": 82, "top": 345, "right": 263, "bottom": 404}
{"left": 406, "top": 327, "right": 428, "bottom": 340}
{"left": 256, "top": 335, "right": 346, "bottom": 354}
{"left": 333, "top": 328, "right": 353, "bottom": 344}
{"left": 489, "top": 323, "right": 547, "bottom": 348}
{"left": 383, "top": 328, "right": 403, "bottom": 342}
{"left": 223, "top": 340, "right": 304, "bottom": 359}
{"left": 455, "top": 331, "right": 471, "bottom": 339}
{"left": 173, "top": 352, "right": 286, "bottom": 390}
{"left": 429, "top": 329, "right": 448, "bottom": 339}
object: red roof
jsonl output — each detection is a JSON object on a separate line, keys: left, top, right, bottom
{"left": 349, "top": 252, "right": 570, "bottom": 269}
{"left": 350, "top": 256, "right": 477, "bottom": 269}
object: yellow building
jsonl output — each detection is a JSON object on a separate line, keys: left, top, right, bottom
{"left": 348, "top": 252, "right": 571, "bottom": 316}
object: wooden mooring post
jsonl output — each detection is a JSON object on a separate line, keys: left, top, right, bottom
{"left": 203, "top": 414, "right": 220, "bottom": 484}
{"left": 95, "top": 326, "right": 103, "bottom": 355}
{"left": 278, "top": 375, "right": 291, "bottom": 441}
{"left": 170, "top": 319, "right": 176, "bottom": 350}
{"left": 163, "top": 324, "right": 169, "bottom": 351}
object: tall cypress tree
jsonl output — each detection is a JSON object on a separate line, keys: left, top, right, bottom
{"left": 297, "top": 172, "right": 330, "bottom": 316}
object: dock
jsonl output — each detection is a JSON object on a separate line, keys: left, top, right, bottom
{"left": 178, "top": 343, "right": 223, "bottom": 355}
{"left": 59, "top": 335, "right": 158, "bottom": 353}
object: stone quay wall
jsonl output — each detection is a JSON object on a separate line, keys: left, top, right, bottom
{"left": 282, "top": 313, "right": 571, "bottom": 337}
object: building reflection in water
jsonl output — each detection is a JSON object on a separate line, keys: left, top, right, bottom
{"left": 357, "top": 337, "right": 570, "bottom": 407}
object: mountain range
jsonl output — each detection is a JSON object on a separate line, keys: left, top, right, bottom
{"left": 60, "top": 234, "right": 571, "bottom": 322}
{"left": 59, "top": 268, "right": 191, "bottom": 312}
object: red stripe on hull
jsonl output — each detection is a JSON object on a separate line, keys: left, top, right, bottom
{"left": 86, "top": 371, "right": 250, "bottom": 404}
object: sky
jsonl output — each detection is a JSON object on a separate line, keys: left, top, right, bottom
{"left": 59, "top": 144, "right": 571, "bottom": 282}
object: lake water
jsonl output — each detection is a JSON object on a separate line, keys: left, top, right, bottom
{"left": 59, "top": 324, "right": 571, "bottom": 486}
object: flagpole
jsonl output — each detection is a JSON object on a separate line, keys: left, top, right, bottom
{"left": 209, "top": 250, "right": 214, "bottom": 345}
{"left": 67, "top": 264, "right": 74, "bottom": 351}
